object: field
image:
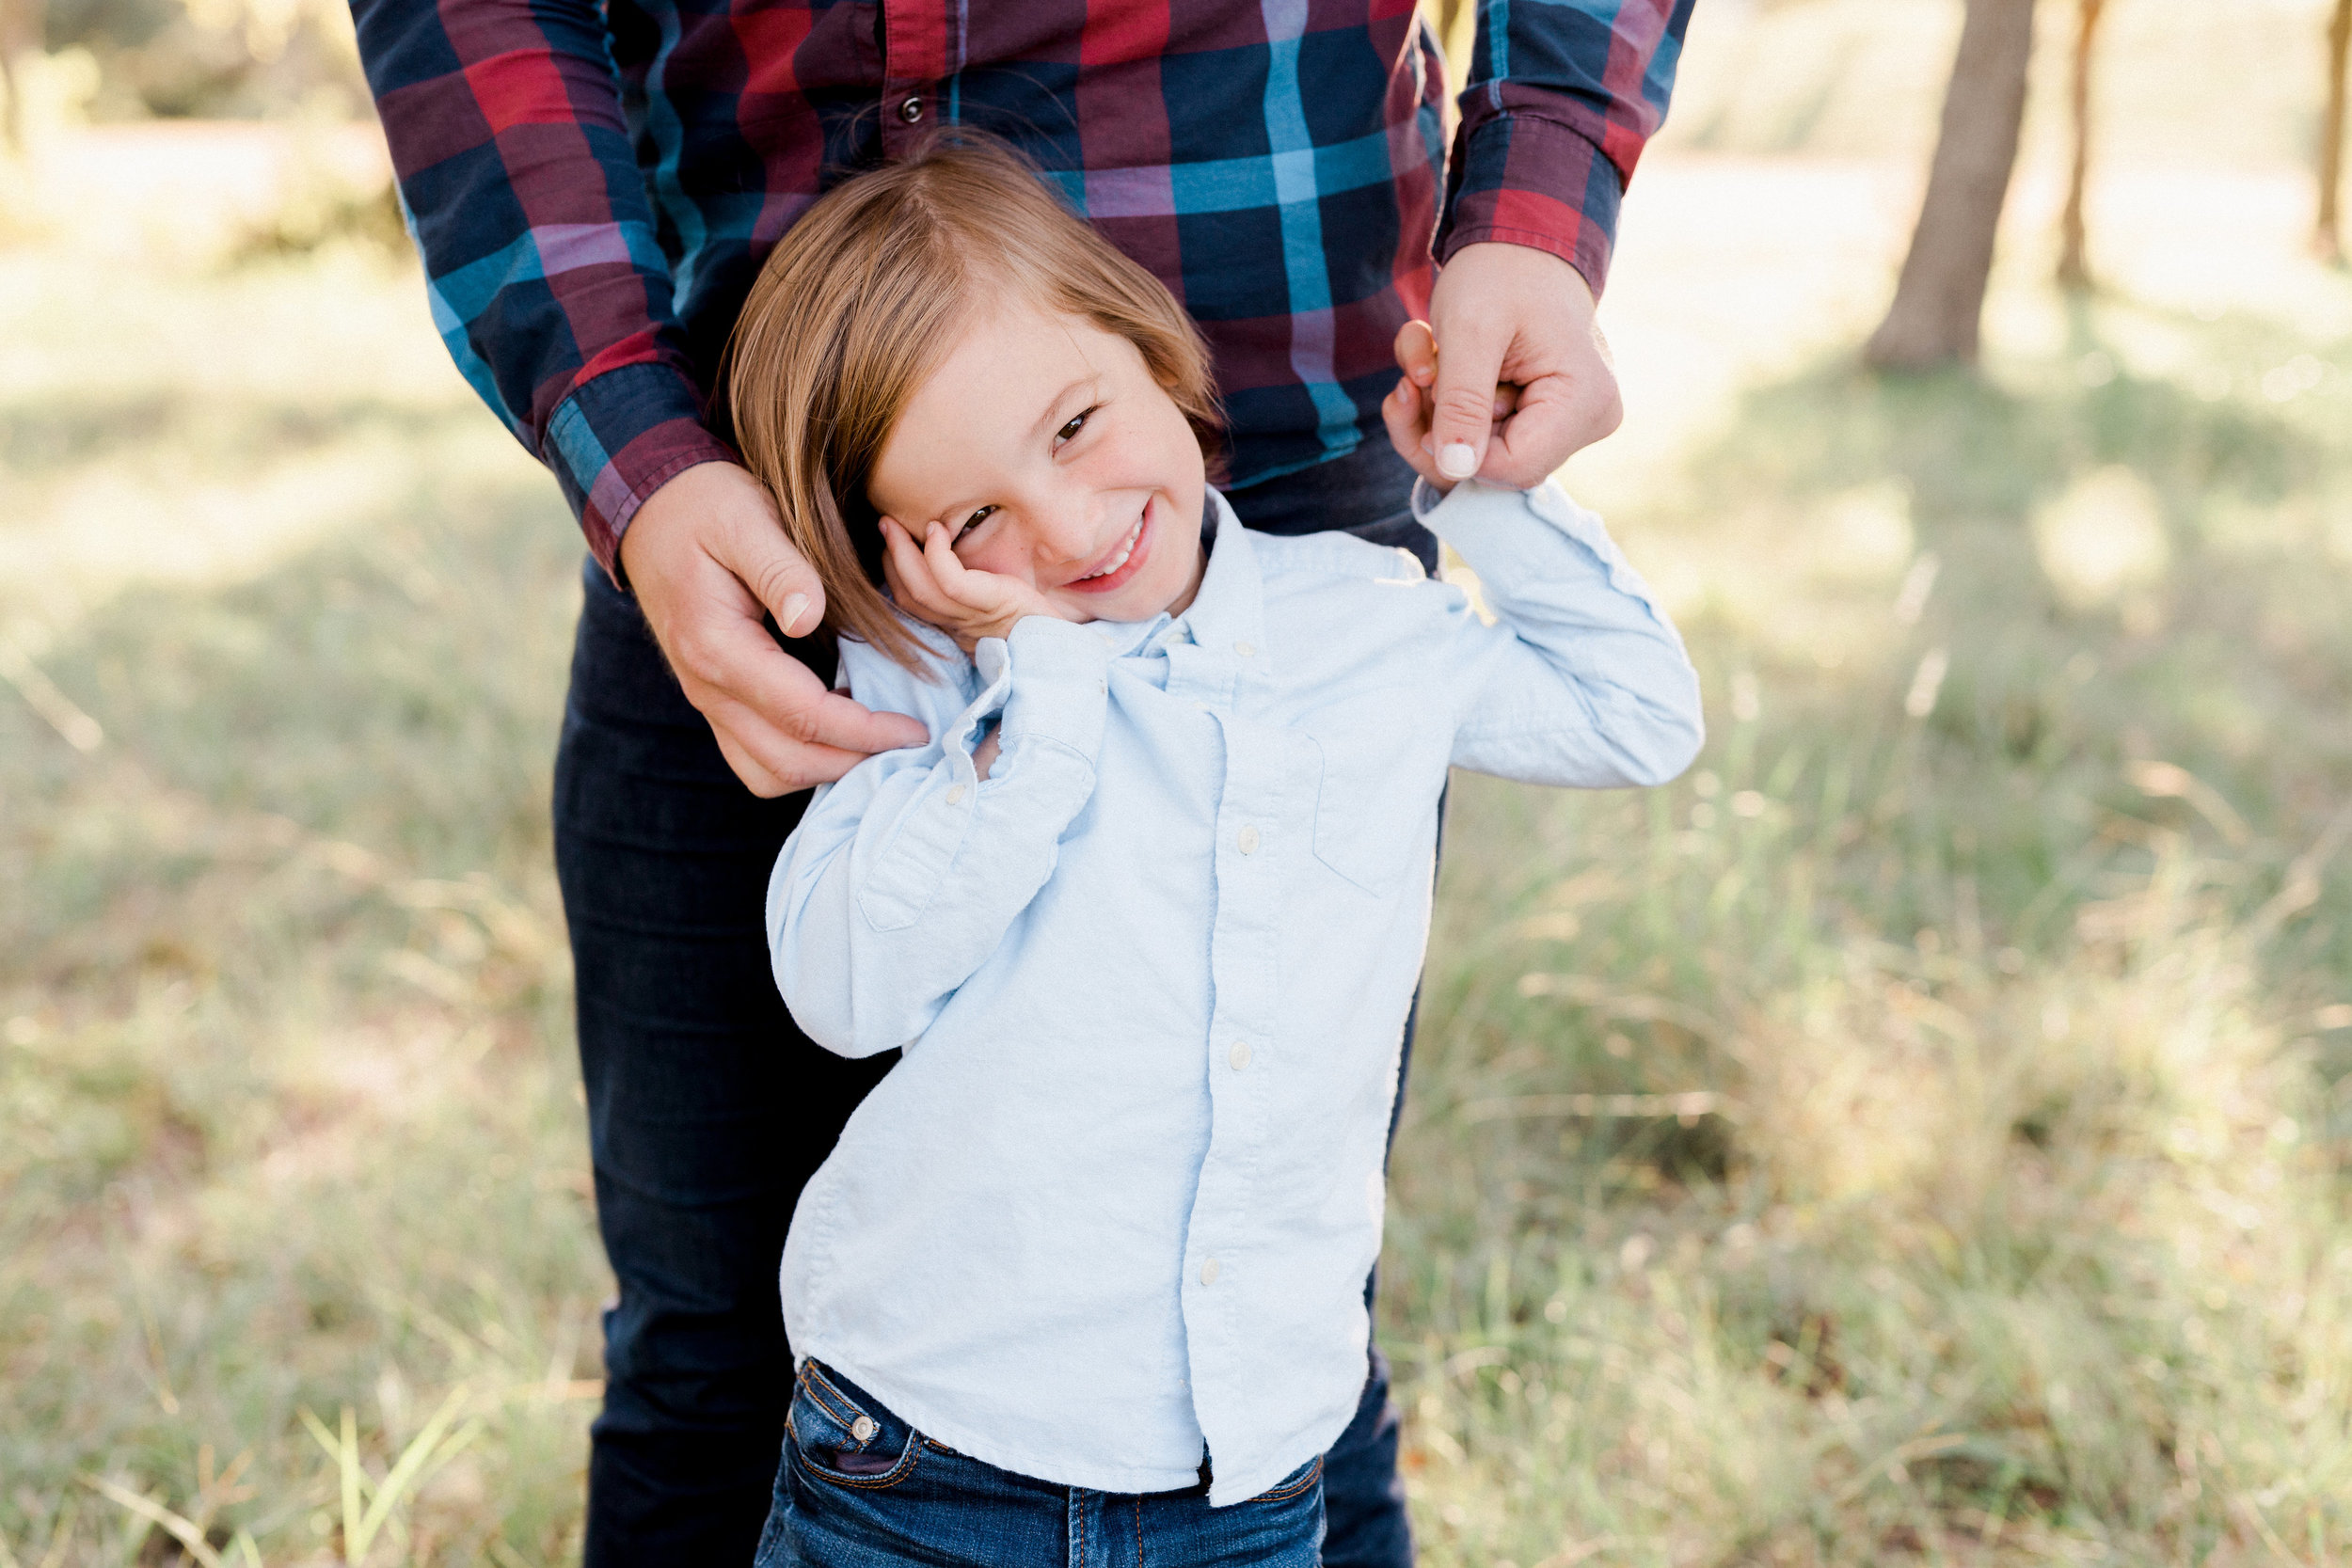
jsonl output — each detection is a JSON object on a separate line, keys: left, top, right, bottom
{"left": 8, "top": 3, "right": 2352, "bottom": 1562}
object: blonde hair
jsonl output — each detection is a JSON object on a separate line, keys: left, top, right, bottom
{"left": 723, "top": 135, "right": 1222, "bottom": 672}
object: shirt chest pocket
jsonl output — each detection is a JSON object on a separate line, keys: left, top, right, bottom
{"left": 1297, "top": 689, "right": 1448, "bottom": 897}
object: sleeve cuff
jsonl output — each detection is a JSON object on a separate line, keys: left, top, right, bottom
{"left": 542, "top": 360, "right": 739, "bottom": 583}
{"left": 1438, "top": 114, "right": 1624, "bottom": 298}
{"left": 1417, "top": 479, "right": 1671, "bottom": 627}
{"left": 996, "top": 617, "right": 1114, "bottom": 761}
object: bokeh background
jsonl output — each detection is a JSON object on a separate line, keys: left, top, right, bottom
{"left": 7, "top": 1, "right": 2352, "bottom": 1562}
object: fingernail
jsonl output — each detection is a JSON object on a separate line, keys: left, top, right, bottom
{"left": 1438, "top": 442, "right": 1478, "bottom": 480}
{"left": 781, "top": 593, "right": 810, "bottom": 636}
{"left": 1414, "top": 367, "right": 1433, "bottom": 385}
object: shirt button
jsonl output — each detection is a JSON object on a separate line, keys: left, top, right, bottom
{"left": 898, "top": 95, "right": 925, "bottom": 123}
{"left": 1237, "top": 825, "right": 1260, "bottom": 854}
{"left": 946, "top": 784, "right": 966, "bottom": 804}
{"left": 850, "top": 1416, "right": 878, "bottom": 1443}
{"left": 1200, "top": 1258, "right": 1220, "bottom": 1285}
{"left": 1234, "top": 641, "right": 1255, "bottom": 657}
{"left": 1229, "top": 1040, "right": 1252, "bottom": 1070}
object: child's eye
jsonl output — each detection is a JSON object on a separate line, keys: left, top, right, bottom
{"left": 953, "top": 505, "right": 997, "bottom": 544}
{"left": 1055, "top": 407, "right": 1096, "bottom": 445}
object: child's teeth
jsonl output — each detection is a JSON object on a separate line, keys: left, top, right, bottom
{"left": 1082, "top": 518, "right": 1142, "bottom": 579}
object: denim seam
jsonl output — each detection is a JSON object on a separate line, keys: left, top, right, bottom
{"left": 799, "top": 1364, "right": 857, "bottom": 1430}
{"left": 1252, "top": 1455, "right": 1323, "bottom": 1503}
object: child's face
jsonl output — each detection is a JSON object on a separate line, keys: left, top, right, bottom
{"left": 866, "top": 294, "right": 1209, "bottom": 627}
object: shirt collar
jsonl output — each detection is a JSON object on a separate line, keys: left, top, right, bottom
{"left": 1076, "top": 489, "right": 1266, "bottom": 669}
{"left": 1164, "top": 488, "right": 1266, "bottom": 668}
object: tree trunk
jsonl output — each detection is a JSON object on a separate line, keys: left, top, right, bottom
{"left": 1866, "top": 0, "right": 2039, "bottom": 371}
{"left": 2319, "top": 0, "right": 2352, "bottom": 262}
{"left": 0, "top": 0, "right": 24, "bottom": 156}
{"left": 0, "top": 0, "right": 40, "bottom": 156}
{"left": 2056, "top": 0, "right": 2106, "bottom": 289}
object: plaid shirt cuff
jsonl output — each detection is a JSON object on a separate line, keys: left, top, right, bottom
{"left": 543, "top": 361, "right": 740, "bottom": 583}
{"left": 1437, "top": 113, "right": 1625, "bottom": 300}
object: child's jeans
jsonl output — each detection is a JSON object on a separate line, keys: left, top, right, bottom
{"left": 756, "top": 1361, "right": 1327, "bottom": 1568}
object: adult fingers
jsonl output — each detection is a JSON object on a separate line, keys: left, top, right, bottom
{"left": 1476, "top": 357, "right": 1623, "bottom": 491}
{"left": 693, "top": 609, "right": 929, "bottom": 753}
{"left": 1422, "top": 315, "right": 1511, "bottom": 483}
{"left": 689, "top": 470, "right": 824, "bottom": 640}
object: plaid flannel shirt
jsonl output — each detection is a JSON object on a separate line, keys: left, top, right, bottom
{"left": 351, "top": 0, "right": 1692, "bottom": 577}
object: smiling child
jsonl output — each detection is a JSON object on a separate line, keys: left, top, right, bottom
{"left": 723, "top": 138, "right": 1703, "bottom": 1568}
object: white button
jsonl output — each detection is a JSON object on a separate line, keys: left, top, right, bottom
{"left": 850, "top": 1416, "right": 878, "bottom": 1442}
{"left": 1200, "top": 1258, "right": 1220, "bottom": 1285}
{"left": 1229, "top": 1040, "right": 1252, "bottom": 1070}
{"left": 1234, "top": 641, "right": 1256, "bottom": 657}
{"left": 946, "top": 784, "right": 966, "bottom": 804}
{"left": 1237, "top": 825, "right": 1260, "bottom": 854}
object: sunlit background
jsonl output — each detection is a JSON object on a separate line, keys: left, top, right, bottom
{"left": 7, "top": 1, "right": 2352, "bottom": 1562}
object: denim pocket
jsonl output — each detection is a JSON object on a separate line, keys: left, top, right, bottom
{"left": 788, "top": 1360, "right": 921, "bottom": 1490}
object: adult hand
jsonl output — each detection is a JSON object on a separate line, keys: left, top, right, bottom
{"left": 1388, "top": 242, "right": 1623, "bottom": 491}
{"left": 619, "top": 462, "right": 929, "bottom": 797}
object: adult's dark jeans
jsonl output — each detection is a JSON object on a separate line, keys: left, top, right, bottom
{"left": 553, "top": 437, "right": 1427, "bottom": 1567}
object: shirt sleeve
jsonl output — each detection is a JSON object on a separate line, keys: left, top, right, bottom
{"left": 767, "top": 618, "right": 1116, "bottom": 1057}
{"left": 349, "top": 0, "right": 737, "bottom": 579}
{"left": 1421, "top": 479, "right": 1703, "bottom": 787}
{"left": 1437, "top": 0, "right": 1697, "bottom": 296}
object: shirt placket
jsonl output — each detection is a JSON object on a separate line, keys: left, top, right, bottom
{"left": 1178, "top": 647, "right": 1286, "bottom": 1465}
{"left": 879, "top": 0, "right": 954, "bottom": 155}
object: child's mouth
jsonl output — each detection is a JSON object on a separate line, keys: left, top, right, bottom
{"left": 1064, "top": 503, "right": 1152, "bottom": 594}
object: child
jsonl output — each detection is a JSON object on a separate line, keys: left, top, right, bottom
{"left": 726, "top": 139, "right": 1703, "bottom": 1568}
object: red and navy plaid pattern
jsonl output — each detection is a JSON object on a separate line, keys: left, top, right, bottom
{"left": 351, "top": 0, "right": 1692, "bottom": 576}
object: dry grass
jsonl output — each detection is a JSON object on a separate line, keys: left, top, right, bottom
{"left": 9, "top": 3, "right": 2352, "bottom": 1561}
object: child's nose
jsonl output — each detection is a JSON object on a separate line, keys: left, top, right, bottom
{"left": 1029, "top": 504, "right": 1104, "bottom": 570}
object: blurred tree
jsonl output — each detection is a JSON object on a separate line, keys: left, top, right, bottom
{"left": 1867, "top": 0, "right": 2039, "bottom": 370}
{"left": 0, "top": 0, "right": 39, "bottom": 151}
{"left": 2320, "top": 0, "right": 2351, "bottom": 263}
{"left": 1426, "top": 0, "right": 1477, "bottom": 99}
{"left": 2056, "top": 0, "right": 2106, "bottom": 289}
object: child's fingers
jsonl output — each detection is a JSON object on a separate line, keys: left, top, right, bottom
{"left": 1394, "top": 319, "right": 1438, "bottom": 388}
{"left": 1384, "top": 372, "right": 1444, "bottom": 487}
{"left": 881, "top": 516, "right": 956, "bottom": 618}
{"left": 921, "top": 522, "right": 1010, "bottom": 615}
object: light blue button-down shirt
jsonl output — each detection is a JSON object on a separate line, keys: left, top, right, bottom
{"left": 768, "top": 479, "right": 1702, "bottom": 1506}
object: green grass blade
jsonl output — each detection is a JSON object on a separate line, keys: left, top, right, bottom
{"left": 79, "top": 1478, "right": 225, "bottom": 1568}
{"left": 349, "top": 1385, "right": 472, "bottom": 1558}
{"left": 339, "top": 1406, "right": 361, "bottom": 1565}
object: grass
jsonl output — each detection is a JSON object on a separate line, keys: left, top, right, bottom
{"left": 1391, "top": 338, "right": 2352, "bottom": 1564}
{"left": 9, "top": 15, "right": 2352, "bottom": 1560}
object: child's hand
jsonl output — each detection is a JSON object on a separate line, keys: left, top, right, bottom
{"left": 1383, "top": 320, "right": 1521, "bottom": 494}
{"left": 880, "top": 515, "right": 1066, "bottom": 653}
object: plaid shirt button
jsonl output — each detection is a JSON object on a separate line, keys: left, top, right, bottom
{"left": 898, "top": 96, "right": 924, "bottom": 124}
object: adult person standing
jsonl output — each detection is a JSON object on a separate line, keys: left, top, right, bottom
{"left": 347, "top": 4, "right": 1693, "bottom": 1563}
